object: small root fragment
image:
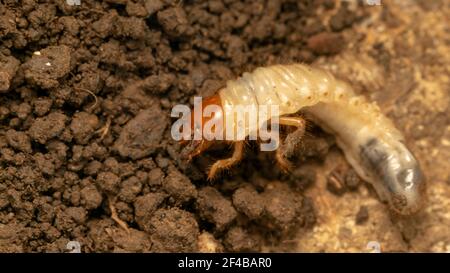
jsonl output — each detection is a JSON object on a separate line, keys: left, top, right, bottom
{"left": 108, "top": 195, "right": 130, "bottom": 235}
{"left": 95, "top": 117, "right": 111, "bottom": 141}
{"left": 74, "top": 87, "right": 98, "bottom": 111}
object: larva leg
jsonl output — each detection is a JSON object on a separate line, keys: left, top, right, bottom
{"left": 275, "top": 116, "right": 306, "bottom": 172}
{"left": 278, "top": 116, "right": 306, "bottom": 128}
{"left": 208, "top": 141, "right": 244, "bottom": 180}
{"left": 188, "top": 140, "right": 213, "bottom": 161}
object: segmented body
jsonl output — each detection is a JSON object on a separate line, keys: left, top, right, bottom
{"left": 218, "top": 64, "right": 425, "bottom": 215}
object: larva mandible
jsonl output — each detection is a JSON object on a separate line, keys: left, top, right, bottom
{"left": 188, "top": 63, "right": 426, "bottom": 215}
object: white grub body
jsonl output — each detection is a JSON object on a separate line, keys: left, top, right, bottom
{"left": 218, "top": 64, "right": 425, "bottom": 215}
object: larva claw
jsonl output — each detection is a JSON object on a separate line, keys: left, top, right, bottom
{"left": 206, "top": 141, "right": 245, "bottom": 181}
{"left": 187, "top": 140, "right": 213, "bottom": 162}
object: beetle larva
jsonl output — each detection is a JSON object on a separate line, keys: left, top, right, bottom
{"left": 187, "top": 64, "right": 425, "bottom": 215}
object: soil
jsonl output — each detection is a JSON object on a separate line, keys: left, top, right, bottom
{"left": 0, "top": 0, "right": 449, "bottom": 253}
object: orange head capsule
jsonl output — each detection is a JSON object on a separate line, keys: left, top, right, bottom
{"left": 190, "top": 94, "right": 225, "bottom": 141}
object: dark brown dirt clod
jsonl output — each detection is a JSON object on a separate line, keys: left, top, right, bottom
{"left": 356, "top": 206, "right": 369, "bottom": 225}
{"left": 148, "top": 167, "right": 165, "bottom": 187}
{"left": 28, "top": 112, "right": 68, "bottom": 144}
{"left": 0, "top": 55, "right": 20, "bottom": 92}
{"left": 54, "top": 206, "right": 87, "bottom": 233}
{"left": 34, "top": 153, "right": 55, "bottom": 175}
{"left": 32, "top": 98, "right": 53, "bottom": 117}
{"left": 70, "top": 112, "right": 99, "bottom": 145}
{"left": 65, "top": 207, "right": 87, "bottom": 225}
{"left": 111, "top": 228, "right": 152, "bottom": 253}
{"left": 144, "top": 0, "right": 164, "bottom": 16}
{"left": 5, "top": 129, "right": 32, "bottom": 153}
{"left": 0, "top": 224, "right": 23, "bottom": 252}
{"left": 196, "top": 187, "right": 237, "bottom": 231}
{"left": 80, "top": 184, "right": 103, "bottom": 210}
{"left": 232, "top": 185, "right": 264, "bottom": 220}
{"left": 133, "top": 192, "right": 166, "bottom": 232}
{"left": 115, "top": 16, "right": 148, "bottom": 40}
{"left": 345, "top": 169, "right": 362, "bottom": 190}
{"left": 141, "top": 73, "right": 176, "bottom": 95}
{"left": 22, "top": 45, "right": 73, "bottom": 89}
{"left": 96, "top": 172, "right": 121, "bottom": 195}
{"left": 289, "top": 166, "right": 317, "bottom": 190}
{"left": 224, "top": 227, "right": 259, "bottom": 252}
{"left": 114, "top": 108, "right": 168, "bottom": 160}
{"left": 157, "top": 7, "right": 191, "bottom": 38}
{"left": 329, "top": 6, "right": 357, "bottom": 32}
{"left": 260, "top": 182, "right": 303, "bottom": 233}
{"left": 118, "top": 176, "right": 143, "bottom": 204}
{"left": 148, "top": 208, "right": 199, "bottom": 252}
{"left": 163, "top": 165, "right": 197, "bottom": 205}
